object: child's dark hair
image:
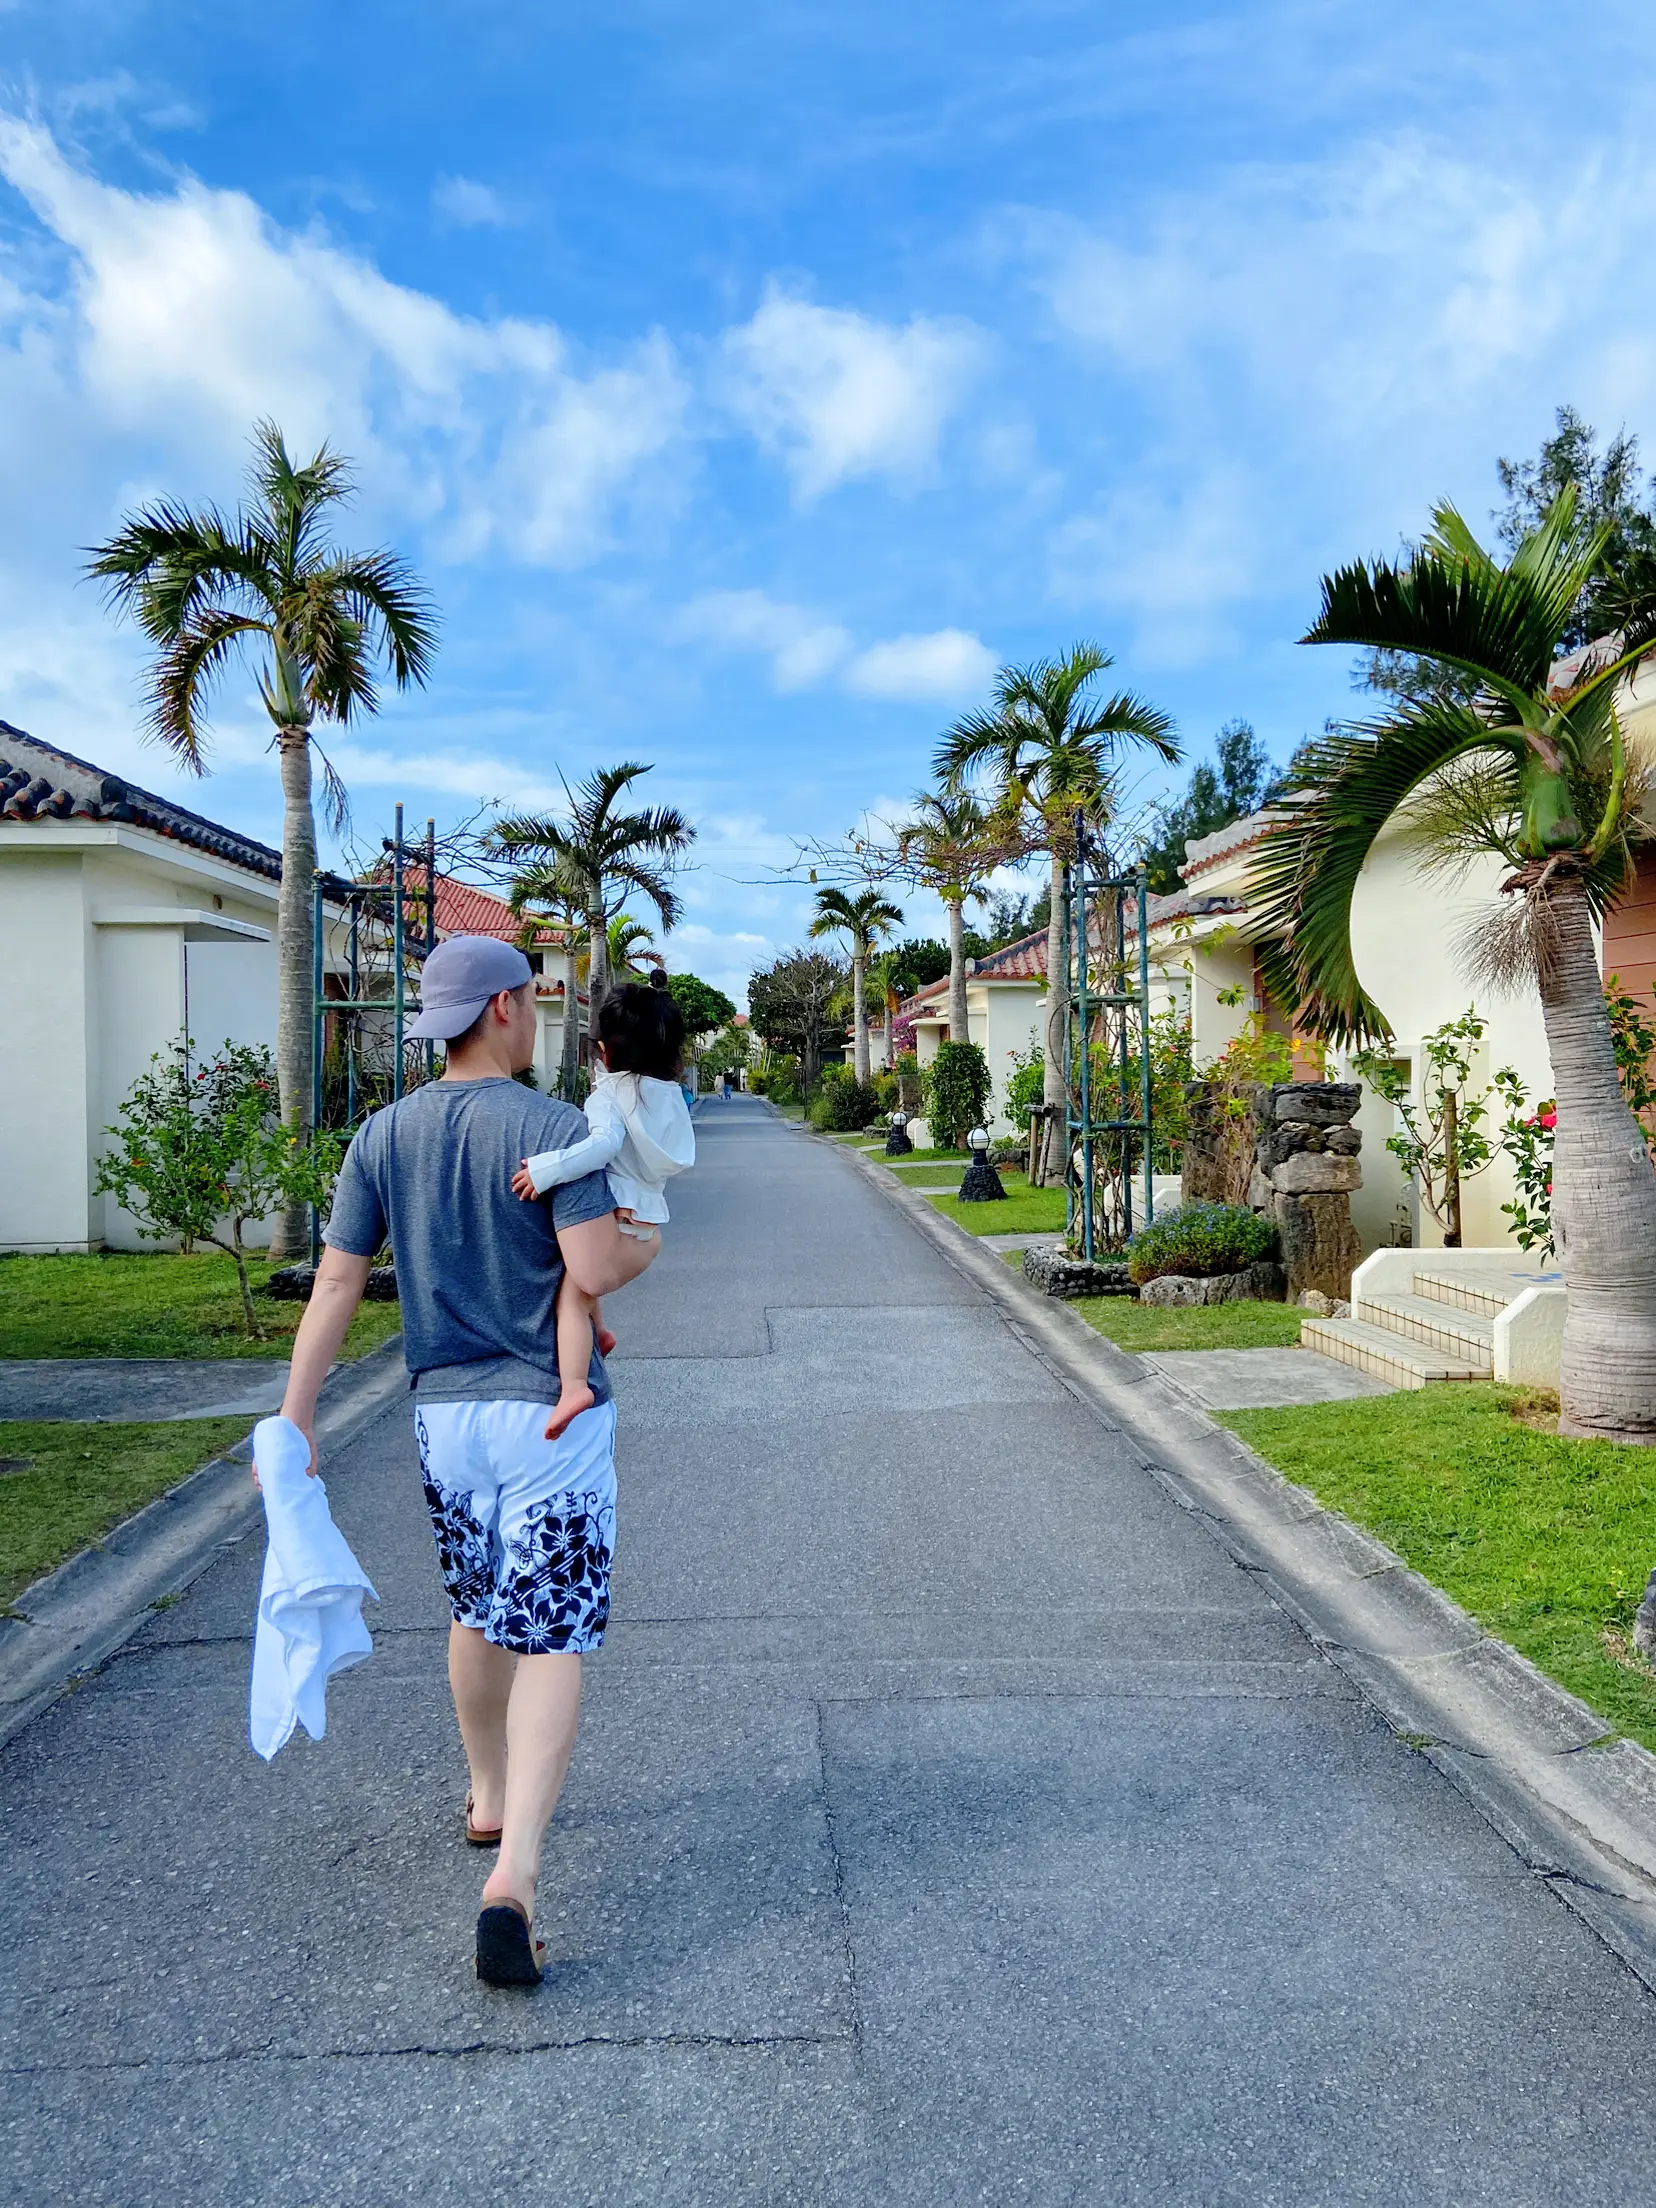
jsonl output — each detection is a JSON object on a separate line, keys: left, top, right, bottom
{"left": 597, "top": 981, "right": 685, "bottom": 1080}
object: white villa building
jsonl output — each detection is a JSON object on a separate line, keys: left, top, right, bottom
{"left": 0, "top": 722, "right": 581, "bottom": 1253}
{"left": 894, "top": 657, "right": 1656, "bottom": 1258}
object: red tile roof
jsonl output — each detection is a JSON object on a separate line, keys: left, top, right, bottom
{"left": 397, "top": 864, "right": 572, "bottom": 948}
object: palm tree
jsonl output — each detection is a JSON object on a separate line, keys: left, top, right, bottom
{"left": 492, "top": 762, "right": 694, "bottom": 1047}
{"left": 607, "top": 913, "right": 657, "bottom": 979}
{"left": 1247, "top": 489, "right": 1656, "bottom": 1446}
{"left": 897, "top": 790, "right": 1002, "bottom": 1043}
{"left": 809, "top": 887, "right": 904, "bottom": 1084}
{"left": 87, "top": 420, "right": 435, "bottom": 1254}
{"left": 937, "top": 645, "right": 1178, "bottom": 1181}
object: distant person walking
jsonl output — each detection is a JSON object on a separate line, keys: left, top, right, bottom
{"left": 276, "top": 936, "right": 660, "bottom": 1987}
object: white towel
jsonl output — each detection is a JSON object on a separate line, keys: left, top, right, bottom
{"left": 249, "top": 1416, "right": 377, "bottom": 1762}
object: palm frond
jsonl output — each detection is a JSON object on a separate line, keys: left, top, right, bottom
{"left": 1249, "top": 701, "right": 1513, "bottom": 1040}
{"left": 606, "top": 856, "right": 682, "bottom": 931}
{"left": 316, "top": 549, "right": 438, "bottom": 692}
{"left": 144, "top": 608, "right": 271, "bottom": 767}
{"left": 1303, "top": 495, "right": 1605, "bottom": 705}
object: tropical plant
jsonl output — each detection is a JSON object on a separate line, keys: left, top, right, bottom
{"left": 493, "top": 763, "right": 695, "bottom": 1046}
{"left": 94, "top": 1039, "right": 343, "bottom": 1339}
{"left": 1353, "top": 1010, "right": 1495, "bottom": 1248}
{"left": 937, "top": 645, "right": 1178, "bottom": 1182}
{"left": 748, "top": 949, "right": 846, "bottom": 1095}
{"left": 1127, "top": 1201, "right": 1276, "bottom": 1286}
{"left": 808, "top": 1064, "right": 882, "bottom": 1131}
{"left": 1004, "top": 1039, "right": 1046, "bottom": 1127}
{"left": 896, "top": 790, "right": 1005, "bottom": 1042}
{"left": 923, "top": 1040, "right": 994, "bottom": 1149}
{"left": 1249, "top": 487, "right": 1656, "bottom": 1444}
{"left": 86, "top": 421, "right": 435, "bottom": 1254}
{"left": 607, "top": 913, "right": 657, "bottom": 978}
{"left": 808, "top": 887, "right": 904, "bottom": 1085}
{"left": 664, "top": 971, "right": 737, "bottom": 1043}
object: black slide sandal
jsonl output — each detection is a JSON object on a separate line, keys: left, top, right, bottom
{"left": 476, "top": 1901, "right": 545, "bottom": 1986}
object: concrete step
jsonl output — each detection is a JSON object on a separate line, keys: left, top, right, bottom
{"left": 1355, "top": 1292, "right": 1495, "bottom": 1372}
{"left": 1300, "top": 1315, "right": 1487, "bottom": 1390}
{"left": 1413, "top": 1266, "right": 1523, "bottom": 1317}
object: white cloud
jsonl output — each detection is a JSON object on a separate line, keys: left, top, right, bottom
{"left": 432, "top": 175, "right": 514, "bottom": 227}
{"left": 674, "top": 590, "right": 852, "bottom": 691}
{"left": 0, "top": 117, "right": 686, "bottom": 567}
{"left": 844, "top": 628, "right": 996, "bottom": 701}
{"left": 721, "top": 284, "right": 984, "bottom": 499}
{"left": 676, "top": 590, "right": 994, "bottom": 703}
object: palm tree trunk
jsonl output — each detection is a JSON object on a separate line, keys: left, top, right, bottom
{"left": 587, "top": 905, "right": 607, "bottom": 1051}
{"left": 1540, "top": 881, "right": 1656, "bottom": 1442}
{"left": 1039, "top": 848, "right": 1069, "bottom": 1185}
{"left": 272, "top": 726, "right": 316, "bottom": 1260}
{"left": 946, "top": 895, "right": 969, "bottom": 1042}
{"left": 852, "top": 955, "right": 870, "bottom": 1085}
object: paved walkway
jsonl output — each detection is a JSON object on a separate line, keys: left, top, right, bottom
{"left": 7, "top": 1095, "right": 1656, "bottom": 2203}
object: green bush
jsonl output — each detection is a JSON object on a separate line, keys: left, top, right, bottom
{"left": 809, "top": 1064, "right": 882, "bottom": 1131}
{"left": 1004, "top": 1041, "right": 1045, "bottom": 1125}
{"left": 1126, "top": 1201, "right": 1276, "bottom": 1285}
{"left": 924, "top": 1041, "right": 993, "bottom": 1149}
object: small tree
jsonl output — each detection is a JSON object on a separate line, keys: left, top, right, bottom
{"left": 95, "top": 1040, "right": 343, "bottom": 1340}
{"left": 665, "top": 971, "right": 738, "bottom": 1044}
{"left": 925, "top": 1040, "right": 994, "bottom": 1149}
{"left": 1354, "top": 1010, "right": 1494, "bottom": 1248}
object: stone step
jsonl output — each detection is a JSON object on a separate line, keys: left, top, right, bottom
{"left": 1412, "top": 1266, "right": 1524, "bottom": 1317}
{"left": 1355, "top": 1292, "right": 1495, "bottom": 1371}
{"left": 1300, "top": 1315, "right": 1487, "bottom": 1390}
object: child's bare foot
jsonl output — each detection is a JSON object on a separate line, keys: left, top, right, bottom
{"left": 544, "top": 1384, "right": 596, "bottom": 1441}
{"left": 595, "top": 1323, "right": 617, "bottom": 1357}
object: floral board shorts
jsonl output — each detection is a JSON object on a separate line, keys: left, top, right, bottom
{"left": 413, "top": 1397, "right": 617, "bottom": 1655}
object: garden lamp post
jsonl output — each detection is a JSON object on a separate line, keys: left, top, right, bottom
{"left": 885, "top": 1108, "right": 914, "bottom": 1158}
{"left": 958, "top": 1124, "right": 1006, "bottom": 1204}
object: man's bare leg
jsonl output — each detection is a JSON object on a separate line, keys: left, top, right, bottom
{"left": 448, "top": 1622, "right": 513, "bottom": 1831}
{"left": 480, "top": 1651, "right": 584, "bottom": 1917}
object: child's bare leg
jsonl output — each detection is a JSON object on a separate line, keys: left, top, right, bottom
{"left": 545, "top": 1282, "right": 598, "bottom": 1440}
{"left": 591, "top": 1295, "right": 616, "bottom": 1359}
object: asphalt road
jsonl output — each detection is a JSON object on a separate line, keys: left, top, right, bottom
{"left": 7, "top": 1095, "right": 1656, "bottom": 2205}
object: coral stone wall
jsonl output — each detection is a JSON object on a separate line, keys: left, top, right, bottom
{"left": 1183, "top": 1080, "right": 1364, "bottom": 1300}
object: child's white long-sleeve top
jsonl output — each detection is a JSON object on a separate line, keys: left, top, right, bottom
{"left": 524, "top": 1070, "right": 695, "bottom": 1224}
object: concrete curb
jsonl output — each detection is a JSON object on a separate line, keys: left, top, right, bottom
{"left": 838, "top": 1139, "right": 1656, "bottom": 1992}
{"left": 0, "top": 1333, "right": 409, "bottom": 1751}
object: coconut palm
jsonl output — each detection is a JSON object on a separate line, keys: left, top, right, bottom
{"left": 808, "top": 887, "right": 904, "bottom": 1084}
{"left": 1248, "top": 488, "right": 1656, "bottom": 1447}
{"left": 492, "top": 762, "right": 694, "bottom": 1046}
{"left": 86, "top": 420, "right": 435, "bottom": 1254}
{"left": 897, "top": 790, "right": 1005, "bottom": 1043}
{"left": 937, "top": 646, "right": 1178, "bottom": 1181}
{"left": 607, "top": 913, "right": 657, "bottom": 979}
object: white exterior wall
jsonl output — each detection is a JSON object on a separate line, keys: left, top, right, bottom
{"left": 973, "top": 981, "right": 1043, "bottom": 1136}
{"left": 0, "top": 849, "right": 95, "bottom": 1249}
{"left": 0, "top": 822, "right": 294, "bottom": 1252}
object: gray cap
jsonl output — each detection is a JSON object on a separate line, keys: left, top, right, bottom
{"left": 407, "top": 935, "right": 534, "bottom": 1040}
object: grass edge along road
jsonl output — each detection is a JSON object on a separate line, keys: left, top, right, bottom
{"left": 1221, "top": 1384, "right": 1656, "bottom": 1754}
{"left": 0, "top": 1251, "right": 403, "bottom": 1362}
{"left": 0, "top": 1416, "right": 253, "bottom": 1608}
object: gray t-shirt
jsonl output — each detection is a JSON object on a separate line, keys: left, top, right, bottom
{"left": 323, "top": 1078, "right": 615, "bottom": 1405}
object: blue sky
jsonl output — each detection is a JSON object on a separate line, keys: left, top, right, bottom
{"left": 3, "top": 1, "right": 1655, "bottom": 1001}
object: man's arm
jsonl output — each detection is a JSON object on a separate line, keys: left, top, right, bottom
{"left": 276, "top": 1246, "right": 372, "bottom": 1474}
{"left": 559, "top": 1211, "right": 661, "bottom": 1299}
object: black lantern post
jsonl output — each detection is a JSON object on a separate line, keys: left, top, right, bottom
{"left": 958, "top": 1125, "right": 1006, "bottom": 1203}
{"left": 885, "top": 1109, "right": 914, "bottom": 1157}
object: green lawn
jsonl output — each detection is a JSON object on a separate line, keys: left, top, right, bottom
{"left": 926, "top": 1173, "right": 1068, "bottom": 1237}
{"left": 0, "top": 1252, "right": 403, "bottom": 1362}
{"left": 1220, "top": 1385, "right": 1656, "bottom": 1753}
{"left": 1072, "top": 1293, "right": 1306, "bottom": 1351}
{"left": 0, "top": 1417, "right": 253, "bottom": 1607}
{"left": 879, "top": 1146, "right": 970, "bottom": 1166}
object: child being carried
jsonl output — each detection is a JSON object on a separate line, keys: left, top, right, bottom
{"left": 511, "top": 981, "right": 696, "bottom": 1437}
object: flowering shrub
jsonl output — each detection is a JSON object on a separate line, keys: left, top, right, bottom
{"left": 94, "top": 1038, "right": 343, "bottom": 1338}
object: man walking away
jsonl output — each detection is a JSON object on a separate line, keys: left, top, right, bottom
{"left": 277, "top": 936, "right": 659, "bottom": 1986}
